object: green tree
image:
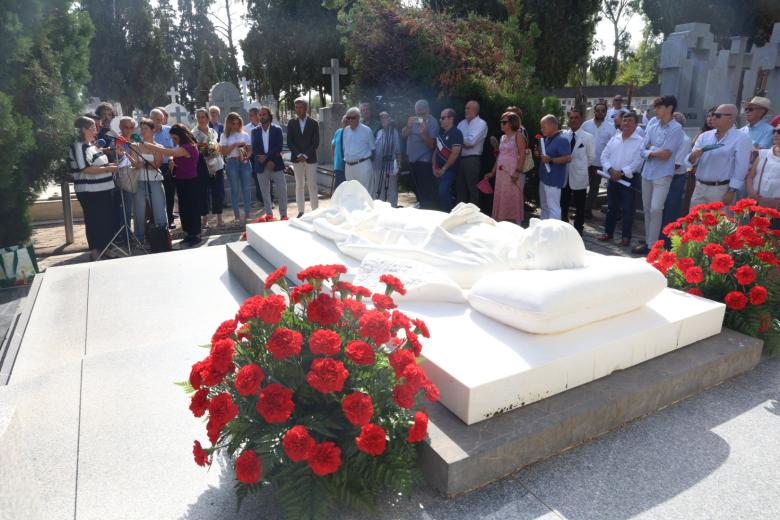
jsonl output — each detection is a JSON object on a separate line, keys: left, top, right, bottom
{"left": 616, "top": 27, "right": 660, "bottom": 87}
{"left": 641, "top": 0, "right": 780, "bottom": 47}
{"left": 82, "top": 0, "right": 175, "bottom": 111}
{"left": 0, "top": 0, "right": 93, "bottom": 246}
{"left": 196, "top": 50, "right": 220, "bottom": 107}
{"left": 424, "top": 0, "right": 602, "bottom": 88}
{"left": 591, "top": 56, "right": 618, "bottom": 85}
{"left": 602, "top": 0, "right": 640, "bottom": 80}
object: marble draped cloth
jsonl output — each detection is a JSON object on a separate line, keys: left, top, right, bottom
{"left": 290, "top": 181, "right": 587, "bottom": 289}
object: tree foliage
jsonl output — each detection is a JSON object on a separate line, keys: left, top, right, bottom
{"left": 616, "top": 27, "right": 661, "bottom": 87}
{"left": 81, "top": 0, "right": 175, "bottom": 112}
{"left": 591, "top": 56, "right": 618, "bottom": 85}
{"left": 641, "top": 0, "right": 780, "bottom": 47}
{"left": 425, "top": 0, "right": 602, "bottom": 88}
{"left": 0, "top": 0, "right": 93, "bottom": 246}
{"left": 242, "top": 0, "right": 345, "bottom": 110}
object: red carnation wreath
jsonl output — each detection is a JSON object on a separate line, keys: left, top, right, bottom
{"left": 181, "top": 264, "right": 437, "bottom": 519}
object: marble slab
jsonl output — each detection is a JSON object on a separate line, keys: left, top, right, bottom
{"left": 246, "top": 221, "right": 725, "bottom": 424}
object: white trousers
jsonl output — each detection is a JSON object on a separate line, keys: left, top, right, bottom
{"left": 540, "top": 182, "right": 562, "bottom": 220}
{"left": 641, "top": 175, "right": 673, "bottom": 244}
{"left": 690, "top": 182, "right": 729, "bottom": 208}
{"left": 292, "top": 161, "right": 319, "bottom": 212}
{"left": 345, "top": 161, "right": 373, "bottom": 195}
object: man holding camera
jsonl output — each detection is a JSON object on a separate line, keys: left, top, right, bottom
{"left": 402, "top": 99, "right": 440, "bottom": 209}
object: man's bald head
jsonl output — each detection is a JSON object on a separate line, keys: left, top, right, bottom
{"left": 713, "top": 104, "right": 738, "bottom": 132}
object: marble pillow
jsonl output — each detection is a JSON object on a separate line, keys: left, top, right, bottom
{"left": 467, "top": 255, "right": 667, "bottom": 334}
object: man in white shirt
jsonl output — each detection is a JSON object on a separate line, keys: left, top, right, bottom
{"left": 561, "top": 108, "right": 595, "bottom": 235}
{"left": 687, "top": 104, "right": 753, "bottom": 206}
{"left": 582, "top": 102, "right": 614, "bottom": 218}
{"left": 598, "top": 111, "right": 644, "bottom": 246}
{"left": 342, "top": 106, "right": 375, "bottom": 192}
{"left": 455, "top": 100, "right": 488, "bottom": 205}
{"left": 607, "top": 95, "right": 627, "bottom": 124}
{"left": 661, "top": 112, "right": 693, "bottom": 233}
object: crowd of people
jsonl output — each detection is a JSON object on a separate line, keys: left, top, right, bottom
{"left": 69, "top": 92, "right": 780, "bottom": 261}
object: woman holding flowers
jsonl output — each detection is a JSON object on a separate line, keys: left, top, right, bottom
{"left": 193, "top": 108, "right": 225, "bottom": 228}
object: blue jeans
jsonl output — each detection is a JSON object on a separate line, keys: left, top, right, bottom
{"left": 334, "top": 169, "right": 346, "bottom": 189}
{"left": 436, "top": 169, "right": 457, "bottom": 212}
{"left": 662, "top": 173, "right": 687, "bottom": 229}
{"left": 605, "top": 178, "right": 635, "bottom": 239}
{"left": 226, "top": 158, "right": 253, "bottom": 219}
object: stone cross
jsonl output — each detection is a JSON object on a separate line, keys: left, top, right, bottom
{"left": 166, "top": 86, "right": 179, "bottom": 105}
{"left": 170, "top": 105, "right": 188, "bottom": 123}
{"left": 322, "top": 58, "right": 348, "bottom": 104}
{"left": 239, "top": 77, "right": 251, "bottom": 99}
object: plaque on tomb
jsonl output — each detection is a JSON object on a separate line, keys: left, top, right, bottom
{"left": 208, "top": 82, "right": 247, "bottom": 123}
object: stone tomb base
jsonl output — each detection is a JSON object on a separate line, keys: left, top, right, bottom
{"left": 241, "top": 222, "right": 727, "bottom": 425}
{"left": 227, "top": 240, "right": 762, "bottom": 496}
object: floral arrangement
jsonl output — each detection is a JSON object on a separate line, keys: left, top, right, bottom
{"left": 183, "top": 264, "right": 438, "bottom": 519}
{"left": 197, "top": 139, "right": 221, "bottom": 160}
{"left": 647, "top": 199, "right": 780, "bottom": 354}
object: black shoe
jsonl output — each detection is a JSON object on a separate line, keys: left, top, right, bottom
{"left": 297, "top": 212, "right": 304, "bottom": 218}
{"left": 168, "top": 224, "right": 176, "bottom": 230}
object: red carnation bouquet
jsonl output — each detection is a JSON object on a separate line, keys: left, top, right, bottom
{"left": 182, "top": 264, "right": 438, "bottom": 519}
{"left": 647, "top": 199, "right": 780, "bottom": 354}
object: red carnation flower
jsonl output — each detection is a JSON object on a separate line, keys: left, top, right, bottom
{"left": 406, "top": 411, "right": 429, "bottom": 443}
{"left": 662, "top": 221, "right": 681, "bottom": 236}
{"left": 371, "top": 293, "right": 397, "bottom": 311}
{"left": 307, "top": 293, "right": 344, "bottom": 326}
{"left": 266, "top": 327, "right": 303, "bottom": 360}
{"left": 334, "top": 281, "right": 358, "bottom": 294}
{"left": 687, "top": 287, "right": 704, "bottom": 297}
{"left": 345, "top": 340, "right": 375, "bottom": 365}
{"left": 257, "top": 294, "right": 287, "bottom": 324}
{"left": 749, "top": 285, "right": 768, "bottom": 305}
{"left": 353, "top": 285, "right": 372, "bottom": 298}
{"left": 206, "top": 420, "right": 222, "bottom": 444}
{"left": 750, "top": 216, "right": 771, "bottom": 230}
{"left": 307, "top": 358, "right": 349, "bottom": 394}
{"left": 283, "top": 425, "right": 315, "bottom": 462}
{"left": 256, "top": 383, "right": 294, "bottom": 423}
{"left": 309, "top": 328, "right": 342, "bottom": 356}
{"left": 730, "top": 198, "right": 757, "bottom": 213}
{"left": 190, "top": 388, "right": 210, "bottom": 417}
{"left": 684, "top": 266, "right": 704, "bottom": 285}
{"left": 684, "top": 224, "right": 708, "bottom": 242}
{"left": 423, "top": 380, "right": 440, "bottom": 402}
{"left": 356, "top": 424, "right": 387, "bottom": 456}
{"left": 290, "top": 283, "right": 315, "bottom": 304}
{"left": 236, "top": 295, "right": 264, "bottom": 323}
{"left": 207, "top": 392, "right": 239, "bottom": 428}
{"left": 297, "top": 264, "right": 348, "bottom": 281}
{"left": 235, "top": 449, "right": 262, "bottom": 484}
{"left": 392, "top": 383, "right": 416, "bottom": 409}
{"left": 308, "top": 442, "right": 342, "bottom": 476}
{"left": 193, "top": 440, "right": 210, "bottom": 467}
{"left": 391, "top": 310, "right": 412, "bottom": 331}
{"left": 210, "top": 338, "right": 235, "bottom": 373}
{"left": 405, "top": 330, "right": 423, "bottom": 357}
{"left": 723, "top": 233, "right": 744, "bottom": 250}
{"left": 703, "top": 243, "right": 725, "bottom": 257}
{"left": 759, "top": 313, "right": 771, "bottom": 333}
{"left": 412, "top": 318, "right": 430, "bottom": 338}
{"left": 359, "top": 310, "right": 392, "bottom": 345}
{"left": 379, "top": 274, "right": 407, "bottom": 295}
{"left": 711, "top": 254, "right": 734, "bottom": 274}
{"left": 724, "top": 291, "right": 748, "bottom": 311}
{"left": 756, "top": 251, "right": 779, "bottom": 265}
{"left": 342, "top": 298, "right": 367, "bottom": 319}
{"left": 200, "top": 356, "right": 231, "bottom": 387}
{"left": 402, "top": 363, "right": 428, "bottom": 391}
{"left": 676, "top": 257, "right": 695, "bottom": 273}
{"left": 189, "top": 359, "right": 207, "bottom": 389}
{"left": 701, "top": 212, "right": 719, "bottom": 227}
{"left": 265, "top": 265, "right": 287, "bottom": 290}
{"left": 234, "top": 364, "right": 265, "bottom": 396}
{"left": 389, "top": 348, "right": 416, "bottom": 379}
{"left": 658, "top": 251, "right": 677, "bottom": 269}
{"left": 342, "top": 392, "right": 374, "bottom": 426}
{"left": 211, "top": 318, "right": 237, "bottom": 343}
{"left": 734, "top": 265, "right": 757, "bottom": 286}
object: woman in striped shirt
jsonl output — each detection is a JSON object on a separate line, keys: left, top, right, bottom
{"left": 69, "top": 116, "right": 119, "bottom": 261}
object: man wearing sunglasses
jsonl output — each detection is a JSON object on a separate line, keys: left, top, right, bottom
{"left": 687, "top": 104, "right": 753, "bottom": 206}
{"left": 740, "top": 96, "right": 774, "bottom": 150}
{"left": 432, "top": 108, "right": 463, "bottom": 212}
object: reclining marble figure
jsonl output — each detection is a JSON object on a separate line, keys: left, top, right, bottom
{"left": 290, "top": 181, "right": 667, "bottom": 334}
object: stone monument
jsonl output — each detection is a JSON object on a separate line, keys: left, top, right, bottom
{"left": 661, "top": 22, "right": 780, "bottom": 125}
{"left": 208, "top": 82, "right": 247, "bottom": 123}
{"left": 239, "top": 76, "right": 254, "bottom": 110}
{"left": 317, "top": 59, "right": 349, "bottom": 165}
{"left": 163, "top": 86, "right": 191, "bottom": 126}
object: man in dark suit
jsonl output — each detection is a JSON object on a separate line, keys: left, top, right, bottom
{"left": 253, "top": 106, "right": 288, "bottom": 221}
{"left": 286, "top": 98, "right": 319, "bottom": 217}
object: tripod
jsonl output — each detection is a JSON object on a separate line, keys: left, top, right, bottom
{"left": 374, "top": 127, "right": 398, "bottom": 206}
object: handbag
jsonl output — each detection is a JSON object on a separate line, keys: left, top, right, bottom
{"left": 143, "top": 171, "right": 172, "bottom": 253}
{"left": 477, "top": 178, "right": 494, "bottom": 194}
{"left": 755, "top": 156, "right": 780, "bottom": 209}
{"left": 116, "top": 164, "right": 139, "bottom": 193}
{"left": 519, "top": 129, "right": 535, "bottom": 173}
{"left": 206, "top": 154, "right": 224, "bottom": 176}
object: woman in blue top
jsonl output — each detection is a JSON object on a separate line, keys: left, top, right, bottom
{"left": 331, "top": 115, "right": 348, "bottom": 188}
